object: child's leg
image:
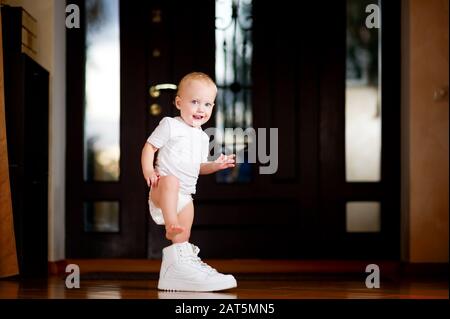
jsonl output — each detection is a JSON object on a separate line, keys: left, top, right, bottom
{"left": 150, "top": 175, "right": 184, "bottom": 239}
{"left": 170, "top": 201, "right": 194, "bottom": 244}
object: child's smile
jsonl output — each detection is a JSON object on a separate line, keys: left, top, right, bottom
{"left": 193, "top": 114, "right": 205, "bottom": 120}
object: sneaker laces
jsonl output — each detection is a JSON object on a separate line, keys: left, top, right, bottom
{"left": 186, "top": 244, "right": 218, "bottom": 274}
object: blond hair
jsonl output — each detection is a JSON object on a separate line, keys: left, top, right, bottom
{"left": 176, "top": 72, "right": 217, "bottom": 96}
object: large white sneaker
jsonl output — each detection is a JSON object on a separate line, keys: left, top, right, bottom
{"left": 158, "top": 242, "right": 237, "bottom": 292}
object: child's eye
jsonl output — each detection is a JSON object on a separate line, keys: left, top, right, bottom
{"left": 191, "top": 100, "right": 199, "bottom": 105}
{"left": 205, "top": 103, "right": 214, "bottom": 108}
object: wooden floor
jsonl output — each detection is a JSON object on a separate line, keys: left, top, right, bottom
{"left": 0, "top": 275, "right": 447, "bottom": 299}
{"left": 0, "top": 260, "right": 447, "bottom": 299}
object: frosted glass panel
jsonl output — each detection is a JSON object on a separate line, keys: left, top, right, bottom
{"left": 84, "top": 201, "right": 119, "bottom": 232}
{"left": 84, "top": 0, "right": 121, "bottom": 181}
{"left": 346, "top": 201, "right": 380, "bottom": 233}
{"left": 346, "top": 0, "right": 381, "bottom": 182}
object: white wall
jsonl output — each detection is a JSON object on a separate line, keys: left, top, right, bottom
{"left": 3, "top": 0, "right": 66, "bottom": 262}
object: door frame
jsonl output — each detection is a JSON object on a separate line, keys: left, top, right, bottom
{"left": 66, "top": 0, "right": 401, "bottom": 259}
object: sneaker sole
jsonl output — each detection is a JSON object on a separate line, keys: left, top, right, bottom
{"left": 158, "top": 278, "right": 237, "bottom": 292}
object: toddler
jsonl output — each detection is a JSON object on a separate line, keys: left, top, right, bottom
{"left": 141, "top": 72, "right": 237, "bottom": 292}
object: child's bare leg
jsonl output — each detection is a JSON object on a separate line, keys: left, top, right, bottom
{"left": 150, "top": 175, "right": 184, "bottom": 239}
{"left": 171, "top": 201, "right": 194, "bottom": 244}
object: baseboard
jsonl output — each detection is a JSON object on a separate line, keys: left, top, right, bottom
{"left": 48, "top": 260, "right": 69, "bottom": 276}
{"left": 400, "top": 262, "right": 449, "bottom": 278}
{"left": 49, "top": 259, "right": 400, "bottom": 276}
{"left": 47, "top": 259, "right": 448, "bottom": 281}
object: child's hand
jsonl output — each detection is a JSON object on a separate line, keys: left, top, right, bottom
{"left": 146, "top": 171, "right": 160, "bottom": 187}
{"left": 214, "top": 154, "right": 236, "bottom": 171}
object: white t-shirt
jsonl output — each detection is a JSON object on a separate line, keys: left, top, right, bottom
{"left": 147, "top": 116, "right": 210, "bottom": 195}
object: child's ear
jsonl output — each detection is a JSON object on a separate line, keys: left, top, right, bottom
{"left": 174, "top": 96, "right": 181, "bottom": 109}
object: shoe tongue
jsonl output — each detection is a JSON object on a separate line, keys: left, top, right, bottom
{"left": 189, "top": 243, "right": 200, "bottom": 255}
{"left": 175, "top": 242, "right": 198, "bottom": 256}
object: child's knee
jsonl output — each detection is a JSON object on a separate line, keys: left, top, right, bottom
{"left": 160, "top": 175, "right": 179, "bottom": 191}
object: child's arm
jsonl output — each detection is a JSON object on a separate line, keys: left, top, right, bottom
{"left": 141, "top": 142, "right": 160, "bottom": 186}
{"left": 199, "top": 154, "right": 235, "bottom": 175}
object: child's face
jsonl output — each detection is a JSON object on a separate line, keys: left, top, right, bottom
{"left": 175, "top": 80, "right": 216, "bottom": 128}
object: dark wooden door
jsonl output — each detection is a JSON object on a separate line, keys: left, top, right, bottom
{"left": 67, "top": 0, "right": 400, "bottom": 259}
{"left": 122, "top": 0, "right": 324, "bottom": 259}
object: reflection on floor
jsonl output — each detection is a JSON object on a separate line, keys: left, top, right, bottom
{"left": 0, "top": 274, "right": 447, "bottom": 299}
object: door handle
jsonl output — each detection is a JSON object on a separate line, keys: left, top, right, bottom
{"left": 149, "top": 83, "right": 177, "bottom": 98}
{"left": 148, "top": 83, "right": 177, "bottom": 116}
{"left": 149, "top": 103, "right": 162, "bottom": 116}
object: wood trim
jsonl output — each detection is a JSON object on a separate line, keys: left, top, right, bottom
{"left": 50, "top": 259, "right": 401, "bottom": 276}
{"left": 50, "top": 259, "right": 448, "bottom": 281}
{"left": 48, "top": 259, "right": 449, "bottom": 279}
{"left": 48, "top": 260, "right": 69, "bottom": 276}
{"left": 400, "top": 263, "right": 449, "bottom": 278}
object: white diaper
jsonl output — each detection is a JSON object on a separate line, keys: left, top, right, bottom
{"left": 148, "top": 191, "right": 193, "bottom": 225}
